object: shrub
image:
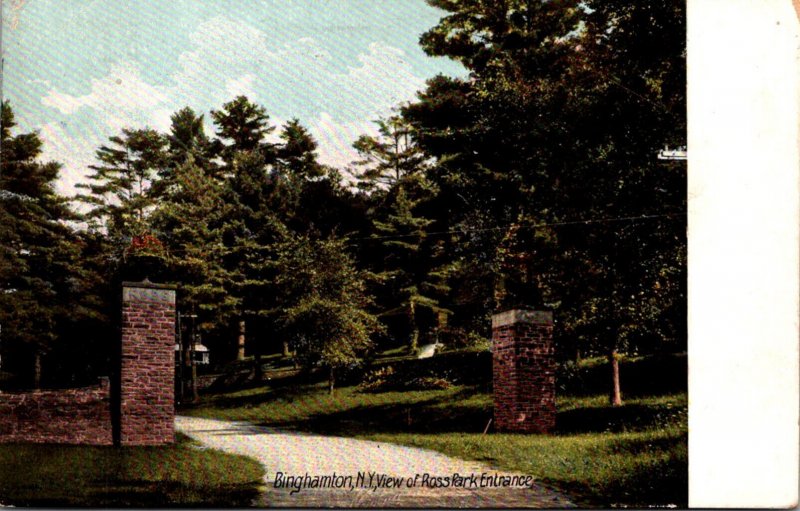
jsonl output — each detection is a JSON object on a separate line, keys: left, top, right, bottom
{"left": 438, "top": 327, "right": 491, "bottom": 351}
{"left": 358, "top": 366, "right": 396, "bottom": 392}
{"left": 358, "top": 365, "right": 453, "bottom": 392}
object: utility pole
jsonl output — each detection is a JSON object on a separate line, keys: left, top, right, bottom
{"left": 179, "top": 312, "right": 198, "bottom": 403}
{"left": 176, "top": 312, "right": 183, "bottom": 404}
{"left": 189, "top": 311, "right": 199, "bottom": 403}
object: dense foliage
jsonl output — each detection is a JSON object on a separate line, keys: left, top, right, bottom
{"left": 0, "top": 2, "right": 684, "bottom": 399}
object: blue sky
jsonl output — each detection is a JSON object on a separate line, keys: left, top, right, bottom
{"left": 2, "top": 1, "right": 466, "bottom": 195}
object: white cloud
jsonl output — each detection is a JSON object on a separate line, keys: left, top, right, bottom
{"left": 41, "top": 15, "right": 432, "bottom": 194}
{"left": 42, "top": 61, "right": 169, "bottom": 132}
{"left": 308, "top": 111, "right": 377, "bottom": 171}
{"left": 41, "top": 90, "right": 84, "bottom": 115}
{"left": 38, "top": 121, "right": 104, "bottom": 199}
{"left": 149, "top": 108, "right": 175, "bottom": 134}
{"left": 172, "top": 16, "right": 277, "bottom": 108}
{"left": 340, "top": 41, "right": 426, "bottom": 114}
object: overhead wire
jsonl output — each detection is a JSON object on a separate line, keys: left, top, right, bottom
{"left": 154, "top": 210, "right": 686, "bottom": 256}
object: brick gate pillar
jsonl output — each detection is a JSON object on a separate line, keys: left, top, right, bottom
{"left": 119, "top": 280, "right": 176, "bottom": 445}
{"left": 492, "top": 309, "right": 556, "bottom": 433}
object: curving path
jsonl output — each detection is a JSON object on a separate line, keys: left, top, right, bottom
{"left": 176, "top": 416, "right": 574, "bottom": 508}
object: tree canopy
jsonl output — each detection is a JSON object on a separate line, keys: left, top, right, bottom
{"left": 0, "top": 2, "right": 684, "bottom": 403}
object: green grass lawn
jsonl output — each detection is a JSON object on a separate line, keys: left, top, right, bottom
{"left": 364, "top": 426, "right": 686, "bottom": 507}
{"left": 184, "top": 357, "right": 687, "bottom": 508}
{"left": 0, "top": 433, "right": 265, "bottom": 507}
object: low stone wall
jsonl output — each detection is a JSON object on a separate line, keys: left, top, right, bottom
{"left": 0, "top": 378, "right": 113, "bottom": 445}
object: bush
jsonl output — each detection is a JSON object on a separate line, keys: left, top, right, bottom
{"left": 358, "top": 365, "right": 453, "bottom": 392}
{"left": 437, "top": 327, "right": 491, "bottom": 351}
{"left": 358, "top": 366, "right": 396, "bottom": 392}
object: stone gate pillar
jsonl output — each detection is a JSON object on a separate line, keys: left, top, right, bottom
{"left": 492, "top": 309, "right": 556, "bottom": 433}
{"left": 119, "top": 280, "right": 176, "bottom": 445}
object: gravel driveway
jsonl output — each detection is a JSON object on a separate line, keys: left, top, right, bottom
{"left": 176, "top": 416, "right": 574, "bottom": 508}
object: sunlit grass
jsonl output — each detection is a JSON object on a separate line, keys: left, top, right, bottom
{"left": 186, "top": 375, "right": 687, "bottom": 507}
{"left": 364, "top": 426, "right": 687, "bottom": 507}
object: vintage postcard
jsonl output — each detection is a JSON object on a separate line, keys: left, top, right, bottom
{"left": 0, "top": 0, "right": 795, "bottom": 508}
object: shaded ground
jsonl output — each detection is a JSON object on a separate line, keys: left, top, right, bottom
{"left": 176, "top": 416, "right": 575, "bottom": 508}
{"left": 0, "top": 433, "right": 263, "bottom": 507}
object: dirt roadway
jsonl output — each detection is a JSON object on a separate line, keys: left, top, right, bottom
{"left": 176, "top": 416, "right": 575, "bottom": 508}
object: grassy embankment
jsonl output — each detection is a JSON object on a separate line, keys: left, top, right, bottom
{"left": 184, "top": 351, "right": 687, "bottom": 507}
{"left": 0, "top": 433, "right": 264, "bottom": 507}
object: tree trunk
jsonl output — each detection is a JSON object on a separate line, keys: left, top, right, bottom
{"left": 237, "top": 319, "right": 246, "bottom": 361}
{"left": 609, "top": 349, "right": 622, "bottom": 406}
{"left": 329, "top": 367, "right": 336, "bottom": 395}
{"left": 408, "top": 301, "right": 418, "bottom": 354}
{"left": 33, "top": 351, "right": 42, "bottom": 389}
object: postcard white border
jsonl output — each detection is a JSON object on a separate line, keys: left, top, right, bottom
{"left": 688, "top": 0, "right": 799, "bottom": 507}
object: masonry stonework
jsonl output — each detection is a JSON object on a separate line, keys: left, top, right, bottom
{"left": 119, "top": 281, "right": 176, "bottom": 445}
{"left": 0, "top": 378, "right": 113, "bottom": 444}
{"left": 492, "top": 309, "right": 556, "bottom": 433}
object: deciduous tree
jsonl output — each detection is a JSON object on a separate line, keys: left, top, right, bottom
{"left": 271, "top": 234, "right": 381, "bottom": 394}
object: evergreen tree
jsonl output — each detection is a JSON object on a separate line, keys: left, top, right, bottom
{"left": 209, "top": 97, "right": 286, "bottom": 361}
{"left": 152, "top": 107, "right": 219, "bottom": 197}
{"left": 0, "top": 102, "right": 89, "bottom": 387}
{"left": 369, "top": 176, "right": 451, "bottom": 353}
{"left": 166, "top": 107, "right": 215, "bottom": 166}
{"left": 274, "top": 118, "right": 369, "bottom": 239}
{"left": 276, "top": 118, "right": 325, "bottom": 180}
{"left": 352, "top": 115, "right": 427, "bottom": 190}
{"left": 223, "top": 149, "right": 292, "bottom": 361}
{"left": 150, "top": 158, "right": 238, "bottom": 334}
{"left": 211, "top": 96, "right": 275, "bottom": 165}
{"left": 76, "top": 128, "right": 167, "bottom": 242}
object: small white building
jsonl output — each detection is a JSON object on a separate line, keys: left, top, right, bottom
{"left": 174, "top": 343, "right": 210, "bottom": 365}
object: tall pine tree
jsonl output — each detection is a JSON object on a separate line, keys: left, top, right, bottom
{"left": 0, "top": 102, "right": 89, "bottom": 387}
{"left": 369, "top": 176, "right": 451, "bottom": 353}
{"left": 352, "top": 115, "right": 427, "bottom": 191}
{"left": 77, "top": 128, "right": 167, "bottom": 243}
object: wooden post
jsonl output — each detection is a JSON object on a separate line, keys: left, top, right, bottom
{"left": 609, "top": 348, "right": 622, "bottom": 406}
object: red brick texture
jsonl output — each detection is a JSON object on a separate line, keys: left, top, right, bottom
{"left": 492, "top": 309, "right": 556, "bottom": 434}
{"left": 119, "top": 282, "right": 176, "bottom": 446}
{"left": 0, "top": 378, "right": 113, "bottom": 445}
{"left": 0, "top": 281, "right": 177, "bottom": 446}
